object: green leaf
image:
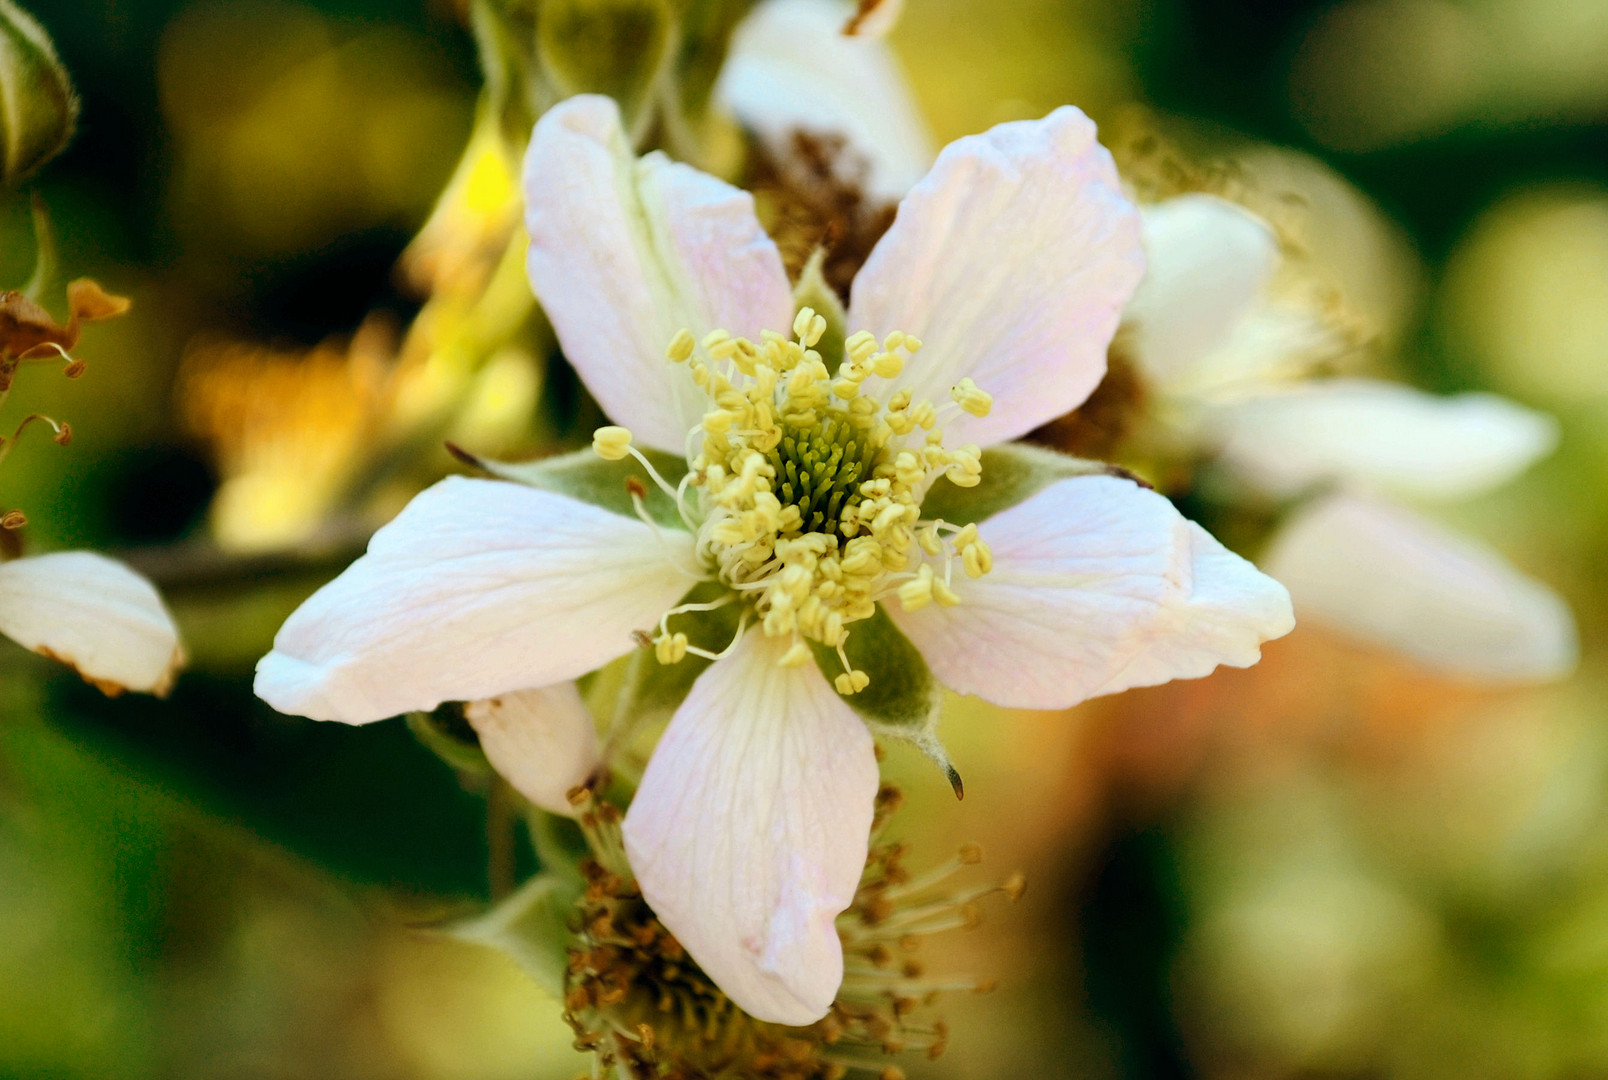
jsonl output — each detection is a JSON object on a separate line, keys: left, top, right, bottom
{"left": 443, "top": 873, "right": 580, "bottom": 998}
{"left": 449, "top": 443, "right": 691, "bottom": 529}
{"left": 918, "top": 442, "right": 1123, "bottom": 526}
{"left": 811, "top": 605, "right": 963, "bottom": 797}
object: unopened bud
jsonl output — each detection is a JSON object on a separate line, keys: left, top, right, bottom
{"left": 0, "top": 1, "right": 78, "bottom": 187}
{"left": 537, "top": 0, "right": 675, "bottom": 128}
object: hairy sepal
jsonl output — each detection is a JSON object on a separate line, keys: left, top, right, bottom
{"left": 810, "top": 605, "right": 962, "bottom": 796}
{"left": 919, "top": 442, "right": 1121, "bottom": 525}
{"left": 444, "top": 873, "right": 581, "bottom": 999}
{"left": 451, "top": 444, "right": 688, "bottom": 529}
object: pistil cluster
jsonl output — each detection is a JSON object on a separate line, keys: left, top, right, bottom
{"left": 594, "top": 309, "right": 997, "bottom": 694}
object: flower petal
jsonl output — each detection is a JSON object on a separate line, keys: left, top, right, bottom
{"left": 255, "top": 476, "right": 692, "bottom": 723}
{"left": 847, "top": 107, "right": 1145, "bottom": 447}
{"left": 1262, "top": 493, "right": 1576, "bottom": 681}
{"left": 1092, "top": 522, "right": 1295, "bottom": 696}
{"left": 719, "top": 0, "right": 933, "bottom": 200}
{"left": 622, "top": 630, "right": 878, "bottom": 1025}
{"left": 0, "top": 551, "right": 182, "bottom": 695}
{"left": 465, "top": 683, "right": 599, "bottom": 815}
{"left": 890, "top": 475, "right": 1291, "bottom": 709}
{"left": 523, "top": 94, "right": 795, "bottom": 452}
{"left": 1123, "top": 194, "right": 1280, "bottom": 391}
{"left": 1211, "top": 379, "right": 1559, "bottom": 500}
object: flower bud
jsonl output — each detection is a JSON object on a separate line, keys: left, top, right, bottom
{"left": 0, "top": 0, "right": 77, "bottom": 187}
{"left": 536, "top": 0, "right": 675, "bottom": 130}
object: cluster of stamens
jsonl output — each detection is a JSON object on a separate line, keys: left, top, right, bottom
{"left": 562, "top": 785, "right": 1021, "bottom": 1079}
{"left": 594, "top": 308, "right": 998, "bottom": 695}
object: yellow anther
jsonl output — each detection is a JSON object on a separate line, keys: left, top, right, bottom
{"left": 933, "top": 577, "right": 961, "bottom": 607}
{"left": 909, "top": 402, "right": 938, "bottom": 430}
{"left": 834, "top": 669, "right": 871, "bottom": 695}
{"left": 779, "top": 640, "right": 812, "bottom": 667}
{"left": 954, "top": 523, "right": 979, "bottom": 548}
{"left": 897, "top": 565, "right": 935, "bottom": 611}
{"left": 667, "top": 328, "right": 696, "bottom": 362}
{"left": 702, "top": 409, "right": 735, "bottom": 434}
{"left": 873, "top": 351, "right": 905, "bottom": 379}
{"left": 918, "top": 524, "right": 944, "bottom": 556}
{"left": 903, "top": 335, "right": 923, "bottom": 353}
{"left": 708, "top": 337, "right": 741, "bottom": 362}
{"left": 882, "top": 331, "right": 906, "bottom": 352}
{"left": 592, "top": 425, "right": 634, "bottom": 461}
{"left": 951, "top": 378, "right": 993, "bottom": 417}
{"left": 654, "top": 632, "right": 689, "bottom": 665}
{"left": 702, "top": 329, "right": 732, "bottom": 350}
{"left": 962, "top": 541, "right": 992, "bottom": 579}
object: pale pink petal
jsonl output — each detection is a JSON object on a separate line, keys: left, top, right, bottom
{"left": 1263, "top": 493, "right": 1576, "bottom": 681}
{"left": 719, "top": 0, "right": 933, "bottom": 200}
{"left": 847, "top": 107, "right": 1145, "bottom": 447}
{"left": 0, "top": 551, "right": 182, "bottom": 696}
{"left": 1212, "top": 379, "right": 1559, "bottom": 500}
{"left": 891, "top": 475, "right": 1291, "bottom": 710}
{"left": 523, "top": 95, "right": 795, "bottom": 452}
{"left": 255, "top": 476, "right": 693, "bottom": 723}
{"left": 1124, "top": 194, "right": 1280, "bottom": 391}
{"left": 622, "top": 630, "right": 878, "bottom": 1025}
{"left": 465, "top": 684, "right": 599, "bottom": 815}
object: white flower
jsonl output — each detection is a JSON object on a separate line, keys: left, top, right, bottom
{"left": 255, "top": 95, "right": 1293, "bottom": 1025}
{"left": 0, "top": 550, "right": 183, "bottom": 695}
{"left": 718, "top": 0, "right": 933, "bottom": 201}
{"left": 1123, "top": 193, "right": 1575, "bottom": 680}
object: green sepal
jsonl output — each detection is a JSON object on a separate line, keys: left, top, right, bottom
{"left": 918, "top": 442, "right": 1129, "bottom": 527}
{"left": 449, "top": 443, "right": 690, "bottom": 529}
{"left": 405, "top": 704, "right": 491, "bottom": 777}
{"left": 810, "top": 605, "right": 964, "bottom": 798}
{"left": 793, "top": 247, "right": 847, "bottom": 373}
{"left": 583, "top": 579, "right": 739, "bottom": 725}
{"left": 537, "top": 0, "right": 677, "bottom": 136}
{"left": 442, "top": 873, "right": 581, "bottom": 999}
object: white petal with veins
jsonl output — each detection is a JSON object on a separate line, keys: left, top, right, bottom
{"left": 848, "top": 107, "right": 1145, "bottom": 448}
{"left": 0, "top": 551, "right": 182, "bottom": 695}
{"left": 523, "top": 95, "right": 795, "bottom": 452}
{"left": 255, "top": 476, "right": 693, "bottom": 723}
{"left": 893, "top": 475, "right": 1291, "bottom": 710}
{"left": 1263, "top": 493, "right": 1576, "bottom": 682}
{"left": 622, "top": 630, "right": 878, "bottom": 1026}
{"left": 466, "top": 683, "right": 599, "bottom": 815}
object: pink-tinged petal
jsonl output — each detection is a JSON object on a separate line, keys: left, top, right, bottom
{"left": 847, "top": 107, "right": 1145, "bottom": 447}
{"left": 719, "top": 0, "right": 932, "bottom": 200}
{"left": 1263, "top": 493, "right": 1576, "bottom": 682}
{"left": 891, "top": 475, "right": 1291, "bottom": 710}
{"left": 466, "top": 683, "right": 599, "bottom": 815}
{"left": 622, "top": 630, "right": 878, "bottom": 1025}
{"left": 1211, "top": 378, "right": 1559, "bottom": 501}
{"left": 1092, "top": 522, "right": 1294, "bottom": 696}
{"left": 0, "top": 551, "right": 183, "bottom": 696}
{"left": 254, "top": 476, "right": 693, "bottom": 723}
{"left": 523, "top": 95, "right": 794, "bottom": 453}
{"left": 1124, "top": 194, "right": 1280, "bottom": 391}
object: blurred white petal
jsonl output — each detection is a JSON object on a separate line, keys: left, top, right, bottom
{"left": 892, "top": 475, "right": 1290, "bottom": 710}
{"left": 1125, "top": 194, "right": 1280, "bottom": 391}
{"left": 849, "top": 107, "right": 1145, "bottom": 448}
{"left": 0, "top": 551, "right": 182, "bottom": 696}
{"left": 255, "top": 477, "right": 692, "bottom": 723}
{"left": 523, "top": 95, "right": 794, "bottom": 452}
{"left": 622, "top": 630, "right": 877, "bottom": 1025}
{"left": 1263, "top": 493, "right": 1576, "bottom": 681}
{"left": 465, "top": 684, "right": 599, "bottom": 815}
{"left": 1213, "top": 378, "right": 1559, "bottom": 500}
{"left": 720, "top": 0, "right": 932, "bottom": 200}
